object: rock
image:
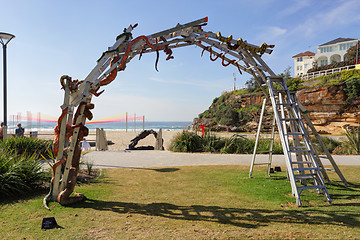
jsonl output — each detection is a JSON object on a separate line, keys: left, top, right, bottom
{"left": 193, "top": 84, "right": 360, "bottom": 135}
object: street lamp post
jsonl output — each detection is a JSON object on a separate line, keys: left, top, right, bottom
{"left": 0, "top": 32, "right": 15, "bottom": 140}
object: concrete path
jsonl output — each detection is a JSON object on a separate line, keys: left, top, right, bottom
{"left": 82, "top": 150, "right": 360, "bottom": 168}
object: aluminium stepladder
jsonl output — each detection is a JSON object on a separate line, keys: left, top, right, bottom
{"left": 267, "top": 76, "right": 331, "bottom": 206}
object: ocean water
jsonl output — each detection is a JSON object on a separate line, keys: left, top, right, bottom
{"left": 9, "top": 121, "right": 192, "bottom": 132}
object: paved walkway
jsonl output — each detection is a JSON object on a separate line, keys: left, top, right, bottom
{"left": 82, "top": 150, "right": 360, "bottom": 168}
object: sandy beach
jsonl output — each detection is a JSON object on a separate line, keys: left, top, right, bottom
{"left": 37, "top": 130, "right": 239, "bottom": 151}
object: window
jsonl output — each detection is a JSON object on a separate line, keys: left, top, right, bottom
{"left": 297, "top": 57, "right": 303, "bottom": 62}
{"left": 320, "top": 46, "right": 333, "bottom": 53}
{"left": 346, "top": 42, "right": 354, "bottom": 49}
{"left": 320, "top": 59, "right": 328, "bottom": 66}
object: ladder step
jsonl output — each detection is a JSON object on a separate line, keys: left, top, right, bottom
{"left": 293, "top": 167, "right": 318, "bottom": 172}
{"left": 276, "top": 103, "right": 292, "bottom": 106}
{"left": 294, "top": 174, "right": 317, "bottom": 180}
{"left": 286, "top": 132, "right": 305, "bottom": 136}
{"left": 280, "top": 118, "right": 299, "bottom": 121}
{"left": 291, "top": 161, "right": 313, "bottom": 165}
{"left": 297, "top": 185, "right": 326, "bottom": 190}
{"left": 324, "top": 168, "right": 335, "bottom": 172}
{"left": 289, "top": 149, "right": 311, "bottom": 153}
{"left": 289, "top": 146, "right": 307, "bottom": 150}
{"left": 319, "top": 155, "right": 328, "bottom": 159}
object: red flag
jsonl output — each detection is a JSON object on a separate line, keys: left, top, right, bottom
{"left": 200, "top": 124, "right": 205, "bottom": 137}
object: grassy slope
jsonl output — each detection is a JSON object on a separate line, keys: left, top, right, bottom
{"left": 1, "top": 165, "right": 359, "bottom": 239}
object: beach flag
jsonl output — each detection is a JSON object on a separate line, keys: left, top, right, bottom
{"left": 200, "top": 124, "right": 205, "bottom": 137}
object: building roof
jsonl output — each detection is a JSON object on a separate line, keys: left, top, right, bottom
{"left": 292, "top": 51, "right": 315, "bottom": 58}
{"left": 319, "top": 37, "right": 357, "bottom": 46}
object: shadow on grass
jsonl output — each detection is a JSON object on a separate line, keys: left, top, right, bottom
{"left": 69, "top": 198, "right": 360, "bottom": 229}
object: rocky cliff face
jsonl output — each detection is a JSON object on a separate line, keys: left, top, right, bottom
{"left": 193, "top": 84, "right": 360, "bottom": 135}
{"left": 296, "top": 84, "right": 360, "bottom": 134}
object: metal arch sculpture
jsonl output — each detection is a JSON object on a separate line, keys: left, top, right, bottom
{"left": 43, "top": 17, "right": 344, "bottom": 209}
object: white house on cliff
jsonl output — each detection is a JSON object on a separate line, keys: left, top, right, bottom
{"left": 292, "top": 37, "right": 358, "bottom": 77}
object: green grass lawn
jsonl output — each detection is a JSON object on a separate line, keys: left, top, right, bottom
{"left": 1, "top": 165, "right": 359, "bottom": 239}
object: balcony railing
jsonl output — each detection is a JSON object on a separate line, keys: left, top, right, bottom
{"left": 300, "top": 65, "right": 356, "bottom": 80}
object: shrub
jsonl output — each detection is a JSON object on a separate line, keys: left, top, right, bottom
{"left": 0, "top": 137, "right": 52, "bottom": 199}
{"left": 220, "top": 134, "right": 253, "bottom": 154}
{"left": 286, "top": 77, "right": 304, "bottom": 91}
{"left": 0, "top": 137, "right": 53, "bottom": 159}
{"left": 201, "top": 131, "right": 225, "bottom": 152}
{"left": 344, "top": 125, "right": 360, "bottom": 154}
{"left": 0, "top": 150, "right": 49, "bottom": 198}
{"left": 344, "top": 77, "right": 360, "bottom": 100}
{"left": 169, "top": 131, "right": 203, "bottom": 152}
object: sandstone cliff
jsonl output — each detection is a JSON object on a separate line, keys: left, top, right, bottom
{"left": 193, "top": 84, "right": 360, "bottom": 135}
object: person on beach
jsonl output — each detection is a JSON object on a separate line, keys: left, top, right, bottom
{"left": 0, "top": 122, "right": 3, "bottom": 140}
{"left": 15, "top": 123, "right": 25, "bottom": 137}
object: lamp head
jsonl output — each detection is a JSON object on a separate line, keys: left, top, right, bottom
{"left": 0, "top": 32, "right": 15, "bottom": 46}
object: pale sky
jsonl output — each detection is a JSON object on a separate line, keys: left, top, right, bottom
{"left": 1, "top": 0, "right": 359, "bottom": 122}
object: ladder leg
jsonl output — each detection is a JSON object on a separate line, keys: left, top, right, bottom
{"left": 249, "top": 98, "right": 267, "bottom": 178}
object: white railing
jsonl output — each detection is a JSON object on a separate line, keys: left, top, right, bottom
{"left": 300, "top": 65, "right": 356, "bottom": 81}
{"left": 221, "top": 85, "right": 246, "bottom": 95}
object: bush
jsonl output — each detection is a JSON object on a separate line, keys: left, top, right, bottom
{"left": 201, "top": 132, "right": 225, "bottom": 152}
{"left": 0, "top": 137, "right": 52, "bottom": 199}
{"left": 286, "top": 77, "right": 304, "bottom": 91}
{"left": 169, "top": 131, "right": 283, "bottom": 154}
{"left": 169, "top": 131, "right": 203, "bottom": 152}
{"left": 0, "top": 137, "right": 53, "bottom": 159}
{"left": 220, "top": 134, "right": 254, "bottom": 154}
{"left": 345, "top": 77, "right": 360, "bottom": 100}
{"left": 0, "top": 150, "right": 49, "bottom": 198}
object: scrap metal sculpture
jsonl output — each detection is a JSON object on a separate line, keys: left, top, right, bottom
{"left": 44, "top": 17, "right": 344, "bottom": 208}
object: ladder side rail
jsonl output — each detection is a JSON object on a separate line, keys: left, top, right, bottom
{"left": 250, "top": 52, "right": 277, "bottom": 76}
{"left": 199, "top": 38, "right": 248, "bottom": 65}
{"left": 295, "top": 96, "right": 347, "bottom": 185}
{"left": 291, "top": 95, "right": 331, "bottom": 183}
{"left": 84, "top": 35, "right": 130, "bottom": 84}
{"left": 52, "top": 81, "right": 71, "bottom": 200}
{"left": 194, "top": 41, "right": 250, "bottom": 74}
{"left": 234, "top": 46, "right": 270, "bottom": 97}
{"left": 59, "top": 82, "right": 91, "bottom": 192}
{"left": 195, "top": 42, "right": 270, "bottom": 99}
{"left": 194, "top": 42, "right": 256, "bottom": 76}
{"left": 146, "top": 17, "right": 208, "bottom": 40}
{"left": 288, "top": 115, "right": 307, "bottom": 185}
{"left": 249, "top": 98, "right": 267, "bottom": 178}
{"left": 301, "top": 108, "right": 348, "bottom": 185}
{"left": 236, "top": 47, "right": 268, "bottom": 77}
{"left": 234, "top": 50, "right": 271, "bottom": 100}
{"left": 267, "top": 117, "right": 276, "bottom": 176}
{"left": 202, "top": 37, "right": 274, "bottom": 74}
{"left": 199, "top": 30, "right": 273, "bottom": 55}
{"left": 267, "top": 77, "right": 300, "bottom": 202}
{"left": 282, "top": 80, "right": 332, "bottom": 202}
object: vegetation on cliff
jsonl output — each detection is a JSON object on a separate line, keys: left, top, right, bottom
{"left": 194, "top": 69, "right": 360, "bottom": 132}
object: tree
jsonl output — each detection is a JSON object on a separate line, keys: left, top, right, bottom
{"left": 279, "top": 66, "right": 292, "bottom": 81}
{"left": 245, "top": 75, "right": 263, "bottom": 93}
{"left": 344, "top": 42, "right": 360, "bottom": 64}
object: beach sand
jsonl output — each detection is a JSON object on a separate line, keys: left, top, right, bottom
{"left": 37, "top": 130, "right": 238, "bottom": 151}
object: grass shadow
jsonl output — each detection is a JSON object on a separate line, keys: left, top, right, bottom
{"left": 69, "top": 198, "right": 360, "bottom": 229}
